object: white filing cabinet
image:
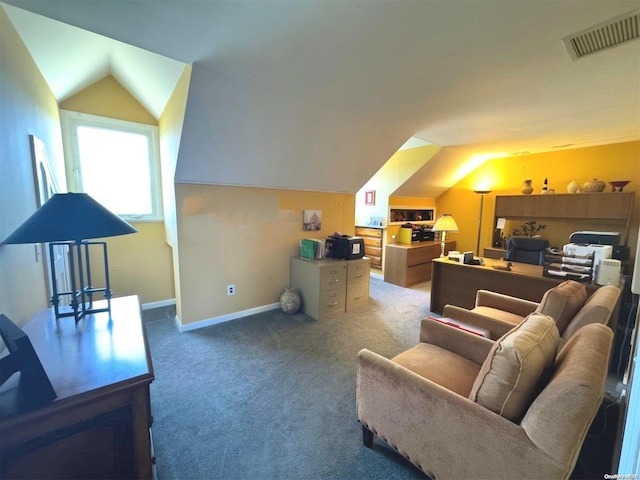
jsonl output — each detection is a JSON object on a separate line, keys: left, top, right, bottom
{"left": 346, "top": 257, "right": 370, "bottom": 311}
{"left": 290, "top": 257, "right": 370, "bottom": 320}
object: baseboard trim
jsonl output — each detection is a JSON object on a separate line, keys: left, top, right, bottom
{"left": 141, "top": 298, "right": 176, "bottom": 310}
{"left": 370, "top": 271, "right": 383, "bottom": 281}
{"left": 176, "top": 302, "right": 281, "bottom": 332}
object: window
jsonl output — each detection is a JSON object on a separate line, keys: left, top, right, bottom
{"left": 61, "top": 111, "right": 163, "bottom": 221}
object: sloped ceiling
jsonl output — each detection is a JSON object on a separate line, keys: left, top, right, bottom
{"left": 2, "top": 3, "right": 186, "bottom": 119}
{"left": 3, "top": 0, "right": 639, "bottom": 196}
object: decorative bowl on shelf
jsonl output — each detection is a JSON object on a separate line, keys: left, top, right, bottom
{"left": 581, "top": 179, "right": 606, "bottom": 193}
{"left": 608, "top": 180, "right": 631, "bottom": 192}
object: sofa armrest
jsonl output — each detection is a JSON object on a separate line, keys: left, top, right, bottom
{"left": 443, "top": 305, "right": 513, "bottom": 340}
{"left": 419, "top": 317, "right": 494, "bottom": 364}
{"left": 475, "top": 290, "right": 539, "bottom": 317}
{"left": 356, "top": 349, "right": 569, "bottom": 480}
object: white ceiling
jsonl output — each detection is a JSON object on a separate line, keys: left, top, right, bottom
{"left": 3, "top": 0, "right": 639, "bottom": 196}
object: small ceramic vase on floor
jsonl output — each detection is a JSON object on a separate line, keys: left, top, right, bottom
{"left": 280, "top": 287, "right": 301, "bottom": 314}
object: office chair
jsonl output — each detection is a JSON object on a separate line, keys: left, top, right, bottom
{"left": 505, "top": 236, "right": 550, "bottom": 265}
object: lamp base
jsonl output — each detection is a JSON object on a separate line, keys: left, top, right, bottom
{"left": 440, "top": 232, "right": 447, "bottom": 257}
{"left": 49, "top": 240, "right": 113, "bottom": 323}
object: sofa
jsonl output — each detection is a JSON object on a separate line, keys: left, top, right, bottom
{"left": 356, "top": 314, "right": 613, "bottom": 479}
{"left": 443, "top": 280, "right": 620, "bottom": 350}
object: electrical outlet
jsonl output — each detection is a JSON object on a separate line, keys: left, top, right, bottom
{"left": 227, "top": 284, "right": 235, "bottom": 296}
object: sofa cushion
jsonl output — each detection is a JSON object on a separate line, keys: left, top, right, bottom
{"left": 469, "top": 313, "right": 559, "bottom": 422}
{"left": 535, "top": 280, "right": 587, "bottom": 334}
{"left": 472, "top": 306, "right": 525, "bottom": 326}
{"left": 558, "top": 284, "right": 620, "bottom": 350}
{"left": 392, "top": 343, "right": 481, "bottom": 397}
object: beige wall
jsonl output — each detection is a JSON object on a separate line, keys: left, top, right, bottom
{"left": 436, "top": 141, "right": 640, "bottom": 269}
{"left": 60, "top": 75, "right": 175, "bottom": 304}
{"left": 175, "top": 183, "right": 355, "bottom": 326}
{"left": 158, "top": 65, "right": 192, "bottom": 320}
{"left": 0, "top": 7, "right": 66, "bottom": 325}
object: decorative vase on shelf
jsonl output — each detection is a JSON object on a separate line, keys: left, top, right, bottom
{"left": 280, "top": 287, "right": 301, "bottom": 314}
{"left": 567, "top": 180, "right": 580, "bottom": 193}
{"left": 582, "top": 179, "right": 606, "bottom": 193}
{"left": 541, "top": 177, "right": 548, "bottom": 194}
{"left": 522, "top": 179, "right": 533, "bottom": 195}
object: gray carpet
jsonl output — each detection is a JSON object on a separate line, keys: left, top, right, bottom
{"left": 143, "top": 277, "right": 434, "bottom": 479}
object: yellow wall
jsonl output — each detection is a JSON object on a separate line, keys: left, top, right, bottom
{"left": 437, "top": 141, "right": 640, "bottom": 270}
{"left": 59, "top": 75, "right": 157, "bottom": 125}
{"left": 60, "top": 75, "right": 175, "bottom": 304}
{"left": 0, "top": 6, "right": 66, "bottom": 325}
{"left": 176, "top": 183, "right": 355, "bottom": 326}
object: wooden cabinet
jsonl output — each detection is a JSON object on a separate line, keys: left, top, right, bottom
{"left": 495, "top": 192, "right": 635, "bottom": 242}
{"left": 355, "top": 226, "right": 384, "bottom": 268}
{"left": 0, "top": 296, "right": 155, "bottom": 479}
{"left": 495, "top": 192, "right": 635, "bottom": 219}
{"left": 384, "top": 240, "right": 456, "bottom": 287}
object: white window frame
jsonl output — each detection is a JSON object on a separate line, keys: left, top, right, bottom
{"left": 60, "top": 110, "right": 163, "bottom": 222}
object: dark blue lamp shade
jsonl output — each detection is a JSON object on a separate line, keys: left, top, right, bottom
{"left": 3, "top": 192, "right": 137, "bottom": 244}
{"left": 3, "top": 193, "right": 137, "bottom": 321}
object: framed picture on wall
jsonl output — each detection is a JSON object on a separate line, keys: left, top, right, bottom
{"left": 365, "top": 190, "right": 375, "bottom": 206}
{"left": 303, "top": 210, "right": 322, "bottom": 231}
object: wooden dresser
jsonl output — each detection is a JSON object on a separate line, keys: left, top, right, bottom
{"left": 384, "top": 240, "right": 456, "bottom": 287}
{"left": 354, "top": 226, "right": 384, "bottom": 268}
{"left": 0, "top": 296, "right": 155, "bottom": 479}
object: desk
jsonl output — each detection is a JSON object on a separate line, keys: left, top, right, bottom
{"left": 0, "top": 296, "right": 155, "bottom": 479}
{"left": 430, "top": 258, "right": 599, "bottom": 315}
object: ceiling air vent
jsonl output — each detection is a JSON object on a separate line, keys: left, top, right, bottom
{"left": 562, "top": 9, "right": 640, "bottom": 60}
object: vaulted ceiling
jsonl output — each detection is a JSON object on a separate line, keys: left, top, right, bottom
{"left": 3, "top": 0, "right": 639, "bottom": 197}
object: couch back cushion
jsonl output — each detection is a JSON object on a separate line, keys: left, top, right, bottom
{"left": 535, "top": 280, "right": 587, "bottom": 334}
{"left": 558, "top": 284, "right": 620, "bottom": 350}
{"left": 469, "top": 313, "right": 559, "bottom": 422}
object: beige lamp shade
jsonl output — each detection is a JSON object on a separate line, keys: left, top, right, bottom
{"left": 432, "top": 214, "right": 459, "bottom": 233}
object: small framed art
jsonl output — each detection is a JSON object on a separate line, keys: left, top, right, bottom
{"left": 303, "top": 210, "right": 322, "bottom": 231}
{"left": 365, "top": 190, "right": 375, "bottom": 206}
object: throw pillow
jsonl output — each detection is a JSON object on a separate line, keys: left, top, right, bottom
{"left": 535, "top": 280, "right": 587, "bottom": 334}
{"left": 469, "top": 313, "right": 559, "bottom": 422}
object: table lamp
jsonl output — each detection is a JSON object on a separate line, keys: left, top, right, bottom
{"left": 2, "top": 193, "right": 137, "bottom": 322}
{"left": 432, "top": 213, "right": 459, "bottom": 257}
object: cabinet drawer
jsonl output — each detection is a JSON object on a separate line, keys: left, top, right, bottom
{"left": 406, "top": 263, "right": 431, "bottom": 285}
{"left": 406, "top": 245, "right": 436, "bottom": 266}
{"left": 320, "top": 265, "right": 346, "bottom": 291}
{"left": 369, "top": 256, "right": 382, "bottom": 267}
{"left": 362, "top": 237, "right": 382, "bottom": 247}
{"left": 346, "top": 284, "right": 369, "bottom": 311}
{"left": 355, "top": 227, "right": 382, "bottom": 238}
{"left": 364, "top": 245, "right": 382, "bottom": 257}
{"left": 319, "top": 289, "right": 346, "bottom": 316}
{"left": 347, "top": 258, "right": 370, "bottom": 285}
